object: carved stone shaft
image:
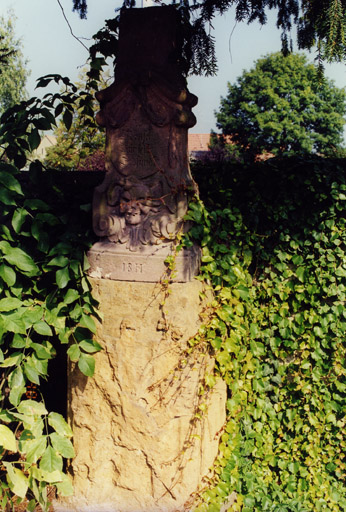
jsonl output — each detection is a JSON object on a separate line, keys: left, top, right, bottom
{"left": 89, "top": 6, "right": 200, "bottom": 282}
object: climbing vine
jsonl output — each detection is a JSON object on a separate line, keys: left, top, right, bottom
{"left": 0, "top": 76, "right": 100, "bottom": 510}
{"left": 187, "top": 156, "right": 346, "bottom": 511}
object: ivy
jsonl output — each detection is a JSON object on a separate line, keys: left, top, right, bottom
{"left": 188, "top": 156, "right": 346, "bottom": 511}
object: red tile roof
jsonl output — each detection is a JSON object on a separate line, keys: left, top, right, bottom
{"left": 188, "top": 133, "right": 211, "bottom": 152}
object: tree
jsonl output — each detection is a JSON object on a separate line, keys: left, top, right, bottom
{"left": 44, "top": 70, "right": 106, "bottom": 171}
{"left": 72, "top": 0, "right": 346, "bottom": 76}
{"left": 215, "top": 52, "right": 346, "bottom": 159}
{"left": 0, "top": 12, "right": 29, "bottom": 116}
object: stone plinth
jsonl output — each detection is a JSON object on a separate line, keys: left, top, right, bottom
{"left": 87, "top": 241, "right": 200, "bottom": 282}
{"left": 56, "top": 279, "right": 226, "bottom": 512}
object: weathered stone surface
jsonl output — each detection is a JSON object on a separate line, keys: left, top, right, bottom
{"left": 90, "top": 6, "right": 199, "bottom": 280}
{"left": 87, "top": 240, "right": 201, "bottom": 282}
{"left": 56, "top": 279, "right": 226, "bottom": 512}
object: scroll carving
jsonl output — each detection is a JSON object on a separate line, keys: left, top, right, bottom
{"left": 92, "top": 6, "right": 198, "bottom": 253}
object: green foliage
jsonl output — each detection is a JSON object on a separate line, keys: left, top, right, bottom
{"left": 215, "top": 52, "right": 346, "bottom": 160}
{"left": 44, "top": 70, "right": 108, "bottom": 171}
{"left": 73, "top": 0, "right": 346, "bottom": 76}
{"left": 0, "top": 12, "right": 29, "bottom": 117}
{"left": 0, "top": 75, "right": 100, "bottom": 510}
{"left": 187, "top": 156, "right": 346, "bottom": 511}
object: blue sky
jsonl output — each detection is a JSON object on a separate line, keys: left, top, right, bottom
{"left": 1, "top": 0, "right": 346, "bottom": 134}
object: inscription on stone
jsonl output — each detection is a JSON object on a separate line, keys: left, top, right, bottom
{"left": 122, "top": 262, "right": 144, "bottom": 273}
{"left": 125, "top": 131, "right": 160, "bottom": 170}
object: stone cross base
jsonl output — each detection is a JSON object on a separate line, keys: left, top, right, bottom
{"left": 55, "top": 279, "right": 226, "bottom": 512}
{"left": 87, "top": 241, "right": 201, "bottom": 283}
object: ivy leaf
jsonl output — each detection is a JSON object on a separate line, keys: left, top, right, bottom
{"left": 46, "top": 255, "right": 69, "bottom": 267}
{"left": 56, "top": 473, "right": 74, "bottom": 497}
{"left": 0, "top": 171, "right": 23, "bottom": 195}
{"left": 0, "top": 264, "right": 16, "bottom": 286}
{"left": 63, "top": 289, "right": 79, "bottom": 304}
{"left": 80, "top": 313, "right": 97, "bottom": 333}
{"left": 0, "top": 424, "right": 17, "bottom": 452}
{"left": 79, "top": 340, "right": 102, "bottom": 353}
{"left": 0, "top": 297, "right": 23, "bottom": 312}
{"left": 56, "top": 267, "right": 70, "bottom": 289}
{"left": 50, "top": 432, "right": 75, "bottom": 458}
{"left": 33, "top": 322, "right": 53, "bottom": 337}
{"left": 24, "top": 363, "right": 41, "bottom": 385}
{"left": 3, "top": 246, "right": 38, "bottom": 275}
{"left": 4, "top": 463, "right": 28, "bottom": 498}
{"left": 9, "top": 385, "right": 26, "bottom": 407}
{"left": 78, "top": 353, "right": 95, "bottom": 377}
{"left": 48, "top": 412, "right": 73, "bottom": 437}
{"left": 23, "top": 437, "right": 47, "bottom": 464}
{"left": 67, "top": 344, "right": 80, "bottom": 362}
{"left": 39, "top": 445, "right": 63, "bottom": 472}
{"left": 12, "top": 208, "right": 28, "bottom": 234}
{"left": 18, "top": 400, "right": 47, "bottom": 416}
{"left": 0, "top": 312, "right": 26, "bottom": 334}
{"left": 30, "top": 342, "right": 54, "bottom": 360}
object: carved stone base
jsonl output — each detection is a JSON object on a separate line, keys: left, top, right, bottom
{"left": 87, "top": 241, "right": 200, "bottom": 282}
{"left": 55, "top": 279, "right": 226, "bottom": 512}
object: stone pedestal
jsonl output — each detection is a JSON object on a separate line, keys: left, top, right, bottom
{"left": 56, "top": 279, "right": 226, "bottom": 512}
{"left": 88, "top": 241, "right": 200, "bottom": 282}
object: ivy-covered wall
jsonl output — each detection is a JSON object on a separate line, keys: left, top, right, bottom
{"left": 1, "top": 157, "right": 346, "bottom": 511}
{"left": 188, "top": 156, "right": 346, "bottom": 511}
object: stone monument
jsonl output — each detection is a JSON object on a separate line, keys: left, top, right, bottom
{"left": 88, "top": 6, "right": 200, "bottom": 282}
{"left": 57, "top": 7, "right": 226, "bottom": 512}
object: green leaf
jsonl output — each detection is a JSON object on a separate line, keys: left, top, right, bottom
{"left": 24, "top": 363, "right": 41, "bottom": 385}
{"left": 24, "top": 198, "right": 50, "bottom": 211}
{"left": 33, "top": 322, "right": 53, "bottom": 337}
{"left": 27, "top": 499, "right": 36, "bottom": 512}
{"left": 0, "top": 297, "right": 23, "bottom": 312}
{"left": 3, "top": 247, "right": 38, "bottom": 275}
{"left": 78, "top": 353, "right": 95, "bottom": 377}
{"left": 12, "top": 208, "right": 28, "bottom": 233}
{"left": 63, "top": 289, "right": 80, "bottom": 305}
{"left": 56, "top": 473, "right": 74, "bottom": 496}
{"left": 9, "top": 385, "right": 26, "bottom": 407}
{"left": 28, "top": 128, "right": 41, "bottom": 151}
{"left": 1, "top": 351, "right": 23, "bottom": 367}
{"left": 18, "top": 400, "right": 47, "bottom": 416}
{"left": 48, "top": 412, "right": 73, "bottom": 437}
{"left": 4, "top": 462, "right": 28, "bottom": 498}
{"left": 30, "top": 342, "right": 54, "bottom": 360}
{"left": 9, "top": 366, "right": 25, "bottom": 388}
{"left": 0, "top": 312, "right": 27, "bottom": 334}
{"left": 39, "top": 445, "right": 63, "bottom": 472}
{"left": 38, "top": 469, "right": 64, "bottom": 483}
{"left": 79, "top": 339, "right": 102, "bottom": 353}
{"left": 233, "top": 285, "right": 250, "bottom": 300}
{"left": 50, "top": 432, "right": 75, "bottom": 458}
{"left": 56, "top": 267, "right": 70, "bottom": 289}
{"left": 22, "top": 436, "right": 47, "bottom": 464}
{"left": 0, "top": 264, "right": 16, "bottom": 286}
{"left": 80, "top": 313, "right": 97, "bottom": 333}
{"left": 0, "top": 424, "right": 17, "bottom": 452}
{"left": 0, "top": 172, "right": 23, "bottom": 195}
{"left": 67, "top": 344, "right": 80, "bottom": 362}
{"left": 63, "top": 109, "right": 73, "bottom": 131}
{"left": 46, "top": 255, "right": 69, "bottom": 267}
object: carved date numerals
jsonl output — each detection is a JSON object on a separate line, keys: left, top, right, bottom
{"left": 122, "top": 262, "right": 143, "bottom": 273}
